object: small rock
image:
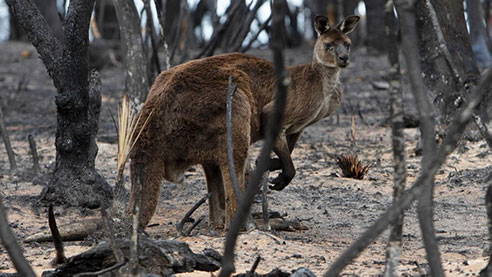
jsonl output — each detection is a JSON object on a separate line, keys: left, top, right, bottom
{"left": 372, "top": 81, "right": 390, "bottom": 90}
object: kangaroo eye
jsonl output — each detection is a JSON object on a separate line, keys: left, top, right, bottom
{"left": 324, "top": 43, "right": 333, "bottom": 50}
{"left": 345, "top": 42, "right": 351, "bottom": 49}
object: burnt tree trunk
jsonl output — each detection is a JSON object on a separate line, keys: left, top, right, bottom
{"left": 466, "top": 0, "right": 492, "bottom": 69}
{"left": 364, "top": 0, "right": 387, "bottom": 53}
{"left": 9, "top": 0, "right": 62, "bottom": 41}
{"left": 113, "top": 0, "right": 150, "bottom": 105}
{"left": 415, "top": 0, "right": 480, "bottom": 128}
{"left": 6, "top": 0, "right": 112, "bottom": 208}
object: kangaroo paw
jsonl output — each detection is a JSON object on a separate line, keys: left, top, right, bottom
{"left": 269, "top": 174, "right": 288, "bottom": 191}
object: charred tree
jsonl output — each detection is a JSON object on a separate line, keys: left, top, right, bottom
{"left": 9, "top": 0, "right": 62, "bottom": 41}
{"left": 94, "top": 0, "right": 120, "bottom": 40}
{"left": 466, "top": 0, "right": 492, "bottom": 69}
{"left": 415, "top": 0, "right": 480, "bottom": 129}
{"left": 113, "top": 0, "right": 150, "bottom": 105}
{"left": 364, "top": 0, "right": 387, "bottom": 53}
{"left": 6, "top": 0, "right": 112, "bottom": 208}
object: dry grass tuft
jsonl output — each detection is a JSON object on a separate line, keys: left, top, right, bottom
{"left": 336, "top": 155, "right": 370, "bottom": 180}
{"left": 117, "top": 94, "right": 153, "bottom": 176}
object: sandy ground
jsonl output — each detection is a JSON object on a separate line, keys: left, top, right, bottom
{"left": 0, "top": 41, "right": 491, "bottom": 276}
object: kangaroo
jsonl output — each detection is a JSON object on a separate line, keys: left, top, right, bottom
{"left": 128, "top": 14, "right": 360, "bottom": 230}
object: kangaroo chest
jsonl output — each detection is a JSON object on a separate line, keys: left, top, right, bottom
{"left": 285, "top": 72, "right": 341, "bottom": 135}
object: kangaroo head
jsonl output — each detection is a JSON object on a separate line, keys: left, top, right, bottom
{"left": 313, "top": 15, "right": 360, "bottom": 68}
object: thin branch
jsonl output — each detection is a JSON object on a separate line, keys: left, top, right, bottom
{"left": 184, "top": 215, "right": 205, "bottom": 236}
{"left": 48, "top": 203, "right": 66, "bottom": 264}
{"left": 177, "top": 193, "right": 211, "bottom": 236}
{"left": 220, "top": 1, "right": 289, "bottom": 276}
{"left": 226, "top": 76, "right": 242, "bottom": 204}
{"left": 249, "top": 256, "right": 262, "bottom": 275}
{"left": 0, "top": 195, "right": 36, "bottom": 277}
{"left": 0, "top": 105, "right": 17, "bottom": 173}
{"left": 324, "top": 68, "right": 492, "bottom": 276}
{"left": 28, "top": 135, "right": 41, "bottom": 176}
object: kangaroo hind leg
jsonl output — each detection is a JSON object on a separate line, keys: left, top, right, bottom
{"left": 203, "top": 163, "right": 226, "bottom": 231}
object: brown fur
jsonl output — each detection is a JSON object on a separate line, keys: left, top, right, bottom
{"left": 128, "top": 15, "right": 360, "bottom": 229}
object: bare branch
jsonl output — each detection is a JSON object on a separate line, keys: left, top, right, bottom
{"left": 220, "top": 1, "right": 289, "bottom": 276}
{"left": 0, "top": 195, "right": 36, "bottom": 277}
{"left": 324, "top": 68, "right": 492, "bottom": 276}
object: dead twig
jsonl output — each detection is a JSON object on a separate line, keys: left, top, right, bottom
{"left": 28, "top": 134, "right": 41, "bottom": 176}
{"left": 0, "top": 195, "right": 35, "bottom": 277}
{"left": 177, "top": 193, "right": 211, "bottom": 236}
{"left": 220, "top": 1, "right": 289, "bottom": 275}
{"left": 48, "top": 203, "right": 66, "bottom": 265}
{"left": 129, "top": 164, "right": 144, "bottom": 274}
{"left": 247, "top": 256, "right": 261, "bottom": 276}
{"left": 0, "top": 105, "right": 17, "bottom": 173}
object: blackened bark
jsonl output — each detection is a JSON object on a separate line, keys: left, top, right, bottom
{"left": 33, "top": 0, "right": 63, "bottom": 40}
{"left": 416, "top": 0, "right": 480, "bottom": 127}
{"left": 7, "top": 0, "right": 112, "bottom": 208}
{"left": 112, "top": 0, "right": 150, "bottom": 105}
{"left": 364, "top": 0, "right": 387, "bottom": 53}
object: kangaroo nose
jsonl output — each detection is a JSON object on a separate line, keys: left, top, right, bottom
{"left": 338, "top": 55, "right": 348, "bottom": 63}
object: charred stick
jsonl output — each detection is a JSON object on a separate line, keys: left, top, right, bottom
{"left": 48, "top": 203, "right": 66, "bottom": 264}
{"left": 184, "top": 215, "right": 205, "bottom": 236}
{"left": 226, "top": 76, "right": 242, "bottom": 204}
{"left": 177, "top": 193, "right": 211, "bottom": 236}
{"left": 0, "top": 195, "right": 35, "bottom": 277}
{"left": 0, "top": 105, "right": 17, "bottom": 173}
{"left": 220, "top": 1, "right": 289, "bottom": 276}
{"left": 473, "top": 114, "right": 492, "bottom": 149}
{"left": 28, "top": 135, "right": 41, "bottom": 176}
{"left": 249, "top": 256, "right": 261, "bottom": 275}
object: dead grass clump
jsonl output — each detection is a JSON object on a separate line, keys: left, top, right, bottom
{"left": 336, "top": 155, "right": 370, "bottom": 180}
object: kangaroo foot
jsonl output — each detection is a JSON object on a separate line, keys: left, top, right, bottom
{"left": 269, "top": 173, "right": 291, "bottom": 191}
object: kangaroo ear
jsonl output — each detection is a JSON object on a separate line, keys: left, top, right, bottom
{"left": 336, "top": 15, "right": 360, "bottom": 34}
{"left": 314, "top": 15, "right": 330, "bottom": 36}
